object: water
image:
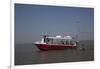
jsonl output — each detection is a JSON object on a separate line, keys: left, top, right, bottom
{"left": 15, "top": 40, "right": 94, "bottom": 65}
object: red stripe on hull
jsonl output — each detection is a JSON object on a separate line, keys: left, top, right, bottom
{"left": 35, "top": 44, "right": 78, "bottom": 50}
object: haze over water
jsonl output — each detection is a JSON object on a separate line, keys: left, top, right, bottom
{"left": 15, "top": 4, "right": 94, "bottom": 44}
{"left": 15, "top": 4, "right": 94, "bottom": 65}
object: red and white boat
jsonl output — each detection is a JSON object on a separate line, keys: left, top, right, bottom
{"left": 34, "top": 35, "right": 79, "bottom": 50}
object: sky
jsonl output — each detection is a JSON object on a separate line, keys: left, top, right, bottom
{"left": 15, "top": 4, "right": 94, "bottom": 44}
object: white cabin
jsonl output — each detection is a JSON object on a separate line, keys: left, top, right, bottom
{"left": 37, "top": 35, "right": 78, "bottom": 46}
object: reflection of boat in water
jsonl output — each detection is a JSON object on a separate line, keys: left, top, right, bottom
{"left": 34, "top": 35, "right": 79, "bottom": 50}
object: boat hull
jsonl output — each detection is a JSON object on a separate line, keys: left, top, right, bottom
{"left": 35, "top": 44, "right": 78, "bottom": 50}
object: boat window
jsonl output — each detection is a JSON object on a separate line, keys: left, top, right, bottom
{"left": 76, "top": 41, "right": 79, "bottom": 45}
{"left": 44, "top": 38, "right": 46, "bottom": 43}
{"left": 65, "top": 41, "right": 69, "bottom": 45}
{"left": 44, "top": 38, "right": 50, "bottom": 44}
{"left": 44, "top": 37, "right": 76, "bottom": 45}
{"left": 70, "top": 41, "right": 74, "bottom": 45}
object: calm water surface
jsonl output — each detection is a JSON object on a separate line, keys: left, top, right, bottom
{"left": 15, "top": 40, "right": 94, "bottom": 65}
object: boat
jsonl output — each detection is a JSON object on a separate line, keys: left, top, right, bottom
{"left": 34, "top": 35, "right": 79, "bottom": 50}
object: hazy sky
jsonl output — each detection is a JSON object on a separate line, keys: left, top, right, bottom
{"left": 15, "top": 4, "right": 94, "bottom": 44}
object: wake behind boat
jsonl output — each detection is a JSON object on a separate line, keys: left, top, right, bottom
{"left": 34, "top": 35, "right": 79, "bottom": 50}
